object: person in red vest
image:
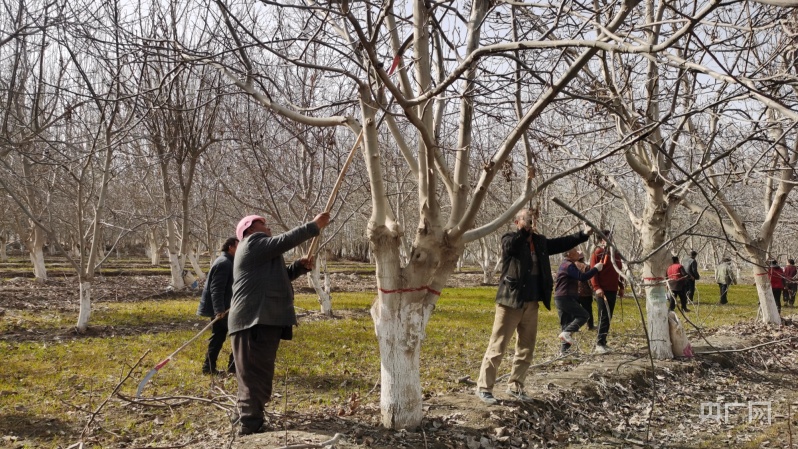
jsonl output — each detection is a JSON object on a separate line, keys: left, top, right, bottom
{"left": 667, "top": 256, "right": 690, "bottom": 312}
{"left": 589, "top": 230, "right": 623, "bottom": 354}
{"left": 768, "top": 260, "right": 785, "bottom": 314}
{"left": 783, "top": 259, "right": 797, "bottom": 308}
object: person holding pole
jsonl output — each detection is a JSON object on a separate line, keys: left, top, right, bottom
{"left": 589, "top": 230, "right": 622, "bottom": 354}
{"left": 197, "top": 236, "right": 238, "bottom": 375}
{"left": 229, "top": 212, "right": 330, "bottom": 436}
{"left": 476, "top": 208, "right": 592, "bottom": 405}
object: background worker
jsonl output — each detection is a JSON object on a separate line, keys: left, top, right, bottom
{"left": 554, "top": 247, "right": 603, "bottom": 354}
{"left": 574, "top": 251, "right": 595, "bottom": 330}
{"left": 476, "top": 208, "right": 592, "bottom": 405}
{"left": 589, "top": 230, "right": 622, "bottom": 354}
{"left": 715, "top": 257, "right": 736, "bottom": 304}
{"left": 666, "top": 256, "right": 690, "bottom": 312}
{"left": 229, "top": 212, "right": 330, "bottom": 435}
{"left": 196, "top": 236, "right": 238, "bottom": 375}
{"left": 767, "top": 260, "right": 784, "bottom": 314}
{"left": 783, "top": 259, "right": 797, "bottom": 308}
{"left": 683, "top": 250, "right": 700, "bottom": 304}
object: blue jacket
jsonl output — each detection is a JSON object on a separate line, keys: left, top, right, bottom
{"left": 554, "top": 259, "right": 599, "bottom": 299}
{"left": 197, "top": 252, "right": 234, "bottom": 317}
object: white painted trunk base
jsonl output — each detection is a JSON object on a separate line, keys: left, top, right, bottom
{"left": 168, "top": 252, "right": 185, "bottom": 289}
{"left": 753, "top": 273, "right": 781, "bottom": 325}
{"left": 30, "top": 247, "right": 47, "bottom": 282}
{"left": 310, "top": 258, "right": 333, "bottom": 316}
{"left": 77, "top": 281, "right": 92, "bottom": 332}
{"left": 187, "top": 249, "right": 206, "bottom": 282}
{"left": 645, "top": 283, "right": 674, "bottom": 359}
{"left": 371, "top": 294, "right": 428, "bottom": 429}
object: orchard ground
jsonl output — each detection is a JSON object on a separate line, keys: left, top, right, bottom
{"left": 1, "top": 257, "right": 797, "bottom": 449}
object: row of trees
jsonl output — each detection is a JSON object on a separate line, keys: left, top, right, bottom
{"left": 2, "top": 0, "right": 797, "bottom": 430}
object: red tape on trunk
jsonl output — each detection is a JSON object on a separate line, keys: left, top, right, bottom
{"left": 378, "top": 286, "right": 441, "bottom": 296}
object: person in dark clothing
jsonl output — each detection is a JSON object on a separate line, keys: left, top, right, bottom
{"left": 683, "top": 250, "right": 700, "bottom": 304}
{"left": 197, "top": 237, "right": 238, "bottom": 375}
{"left": 574, "top": 251, "right": 595, "bottom": 330}
{"left": 589, "top": 231, "right": 623, "bottom": 354}
{"left": 554, "top": 248, "right": 603, "bottom": 354}
{"left": 783, "top": 259, "right": 797, "bottom": 308}
{"left": 229, "top": 213, "right": 330, "bottom": 436}
{"left": 476, "top": 208, "right": 593, "bottom": 405}
{"left": 667, "top": 256, "right": 690, "bottom": 312}
{"left": 767, "top": 260, "right": 785, "bottom": 314}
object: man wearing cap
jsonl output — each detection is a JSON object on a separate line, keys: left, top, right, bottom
{"left": 229, "top": 212, "right": 330, "bottom": 435}
{"left": 683, "top": 250, "right": 700, "bottom": 304}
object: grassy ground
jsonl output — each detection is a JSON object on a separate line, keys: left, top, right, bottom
{"left": 0, "top": 282, "right": 763, "bottom": 448}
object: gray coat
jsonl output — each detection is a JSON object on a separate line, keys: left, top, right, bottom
{"left": 228, "top": 222, "right": 319, "bottom": 335}
{"left": 684, "top": 257, "right": 700, "bottom": 280}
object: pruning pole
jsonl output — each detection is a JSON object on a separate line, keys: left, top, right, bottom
{"left": 136, "top": 311, "right": 227, "bottom": 397}
{"left": 306, "top": 129, "right": 364, "bottom": 260}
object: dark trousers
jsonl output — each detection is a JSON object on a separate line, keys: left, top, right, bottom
{"left": 555, "top": 296, "right": 589, "bottom": 352}
{"left": 772, "top": 288, "right": 782, "bottom": 313}
{"left": 231, "top": 325, "right": 283, "bottom": 431}
{"left": 668, "top": 290, "right": 688, "bottom": 311}
{"left": 595, "top": 291, "right": 617, "bottom": 346}
{"left": 577, "top": 296, "right": 594, "bottom": 329}
{"left": 718, "top": 283, "right": 729, "bottom": 304}
{"left": 203, "top": 317, "right": 235, "bottom": 373}
{"left": 684, "top": 279, "right": 696, "bottom": 303}
{"left": 785, "top": 286, "right": 796, "bottom": 307}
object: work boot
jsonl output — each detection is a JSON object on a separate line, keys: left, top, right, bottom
{"left": 476, "top": 390, "right": 498, "bottom": 405}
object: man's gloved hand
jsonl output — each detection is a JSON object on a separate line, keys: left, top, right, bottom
{"left": 594, "top": 262, "right": 605, "bottom": 271}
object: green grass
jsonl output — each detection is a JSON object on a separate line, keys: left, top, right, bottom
{"left": 0, "top": 283, "right": 763, "bottom": 448}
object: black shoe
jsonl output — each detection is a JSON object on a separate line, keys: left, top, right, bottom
{"left": 682, "top": 307, "right": 691, "bottom": 312}
{"left": 238, "top": 421, "right": 268, "bottom": 436}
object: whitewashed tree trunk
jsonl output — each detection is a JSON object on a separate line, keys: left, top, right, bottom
{"left": 76, "top": 281, "right": 92, "bottom": 332}
{"left": 146, "top": 229, "right": 162, "bottom": 265}
{"left": 640, "top": 202, "right": 674, "bottom": 359}
{"left": 478, "top": 238, "right": 493, "bottom": 284}
{"left": 753, "top": 268, "right": 781, "bottom": 323}
{"left": 28, "top": 226, "right": 47, "bottom": 281}
{"left": 311, "top": 256, "right": 333, "bottom": 316}
{"left": 166, "top": 220, "right": 185, "bottom": 289}
{"left": 187, "top": 246, "right": 205, "bottom": 282}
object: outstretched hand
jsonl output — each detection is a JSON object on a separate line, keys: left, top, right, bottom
{"left": 313, "top": 212, "right": 331, "bottom": 229}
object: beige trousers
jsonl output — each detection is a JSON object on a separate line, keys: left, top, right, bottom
{"left": 477, "top": 301, "right": 539, "bottom": 393}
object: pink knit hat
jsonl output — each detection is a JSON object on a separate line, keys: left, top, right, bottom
{"left": 236, "top": 215, "right": 265, "bottom": 241}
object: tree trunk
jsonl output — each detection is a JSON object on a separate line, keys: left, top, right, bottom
{"left": 28, "top": 226, "right": 47, "bottom": 281}
{"left": 311, "top": 256, "right": 333, "bottom": 316}
{"left": 165, "top": 220, "right": 185, "bottom": 289}
{"left": 369, "top": 223, "right": 459, "bottom": 429}
{"left": 478, "top": 238, "right": 493, "bottom": 284}
{"left": 187, "top": 246, "right": 206, "bottom": 282}
{"left": 0, "top": 233, "right": 7, "bottom": 262}
{"left": 641, "top": 210, "right": 674, "bottom": 359}
{"left": 744, "top": 245, "right": 781, "bottom": 324}
{"left": 146, "top": 230, "right": 162, "bottom": 265}
{"left": 76, "top": 280, "right": 92, "bottom": 332}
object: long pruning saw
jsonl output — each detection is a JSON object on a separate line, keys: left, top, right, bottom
{"left": 135, "top": 311, "right": 227, "bottom": 397}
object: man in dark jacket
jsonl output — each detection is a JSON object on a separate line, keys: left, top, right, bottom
{"left": 230, "top": 212, "right": 330, "bottom": 436}
{"left": 683, "top": 250, "right": 700, "bottom": 304}
{"left": 667, "top": 256, "right": 690, "bottom": 312}
{"left": 476, "top": 208, "right": 592, "bottom": 405}
{"left": 197, "top": 236, "right": 238, "bottom": 375}
{"left": 574, "top": 251, "right": 595, "bottom": 330}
